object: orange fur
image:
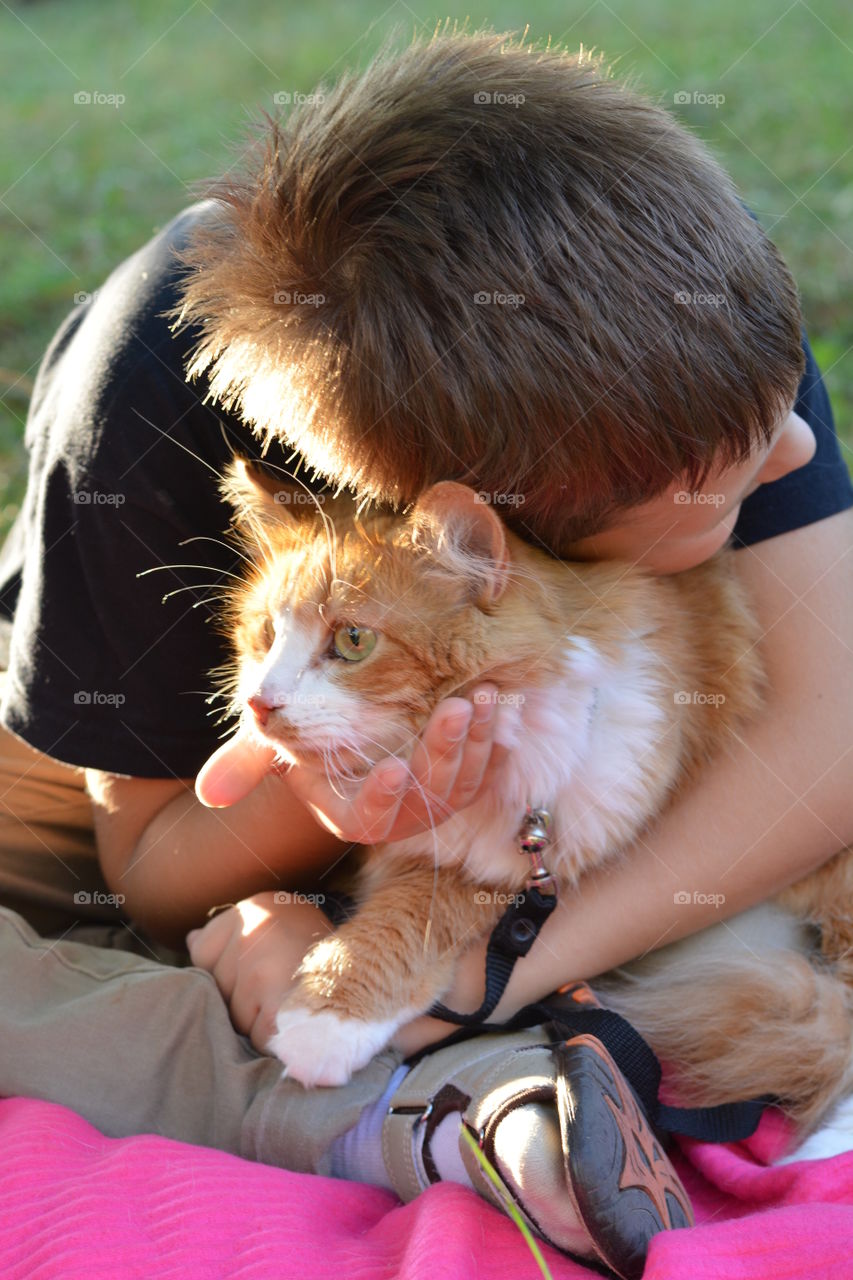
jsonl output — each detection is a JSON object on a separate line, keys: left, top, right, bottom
{"left": 220, "top": 458, "right": 853, "bottom": 1123}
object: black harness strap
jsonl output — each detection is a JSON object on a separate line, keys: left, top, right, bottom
{"left": 512, "top": 993, "right": 770, "bottom": 1143}
{"left": 430, "top": 805, "right": 559, "bottom": 1025}
{"left": 426, "top": 908, "right": 768, "bottom": 1144}
{"left": 427, "top": 806, "right": 770, "bottom": 1144}
{"left": 418, "top": 990, "right": 768, "bottom": 1144}
{"left": 429, "top": 886, "right": 558, "bottom": 1025}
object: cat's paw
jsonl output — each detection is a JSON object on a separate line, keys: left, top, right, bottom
{"left": 268, "top": 1004, "right": 401, "bottom": 1087}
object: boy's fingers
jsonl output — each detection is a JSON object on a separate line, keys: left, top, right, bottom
{"left": 284, "top": 764, "right": 363, "bottom": 839}
{"left": 250, "top": 1001, "right": 281, "bottom": 1054}
{"left": 207, "top": 937, "right": 241, "bottom": 1005}
{"left": 185, "top": 906, "right": 234, "bottom": 970}
{"left": 443, "top": 688, "right": 500, "bottom": 807}
{"left": 400, "top": 698, "right": 473, "bottom": 812}
{"left": 287, "top": 688, "right": 505, "bottom": 844}
{"left": 398, "top": 689, "right": 501, "bottom": 819}
{"left": 473, "top": 740, "right": 512, "bottom": 797}
{"left": 347, "top": 762, "right": 410, "bottom": 841}
{"left": 195, "top": 734, "right": 276, "bottom": 808}
{"left": 286, "top": 753, "right": 410, "bottom": 843}
{"left": 229, "top": 976, "right": 265, "bottom": 1040}
{"left": 356, "top": 690, "right": 504, "bottom": 841}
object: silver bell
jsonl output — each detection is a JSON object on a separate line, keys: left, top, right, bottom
{"left": 519, "top": 807, "right": 552, "bottom": 855}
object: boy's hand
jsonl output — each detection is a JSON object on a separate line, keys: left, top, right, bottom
{"left": 196, "top": 684, "right": 508, "bottom": 845}
{"left": 188, "top": 890, "right": 491, "bottom": 1060}
{"left": 186, "top": 892, "right": 333, "bottom": 1052}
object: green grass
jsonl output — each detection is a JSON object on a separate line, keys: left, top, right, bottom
{"left": 460, "top": 1124, "right": 555, "bottom": 1278}
{"left": 2, "top": 0, "right": 852, "bottom": 537}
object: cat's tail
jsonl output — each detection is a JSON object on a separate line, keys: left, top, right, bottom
{"left": 594, "top": 926, "right": 853, "bottom": 1137}
{"left": 777, "top": 844, "right": 853, "bottom": 989}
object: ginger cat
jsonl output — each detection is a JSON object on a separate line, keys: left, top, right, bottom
{"left": 216, "top": 458, "right": 853, "bottom": 1133}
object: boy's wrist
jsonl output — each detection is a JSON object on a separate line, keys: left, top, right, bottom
{"left": 115, "top": 775, "right": 345, "bottom": 944}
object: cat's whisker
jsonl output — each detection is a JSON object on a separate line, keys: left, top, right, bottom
{"left": 178, "top": 689, "right": 231, "bottom": 698}
{"left": 348, "top": 723, "right": 472, "bottom": 950}
{"left": 179, "top": 534, "right": 255, "bottom": 569}
{"left": 328, "top": 576, "right": 375, "bottom": 603}
{"left": 189, "top": 597, "right": 229, "bottom": 610}
{"left": 331, "top": 739, "right": 385, "bottom": 800}
{"left": 159, "top": 584, "right": 231, "bottom": 602}
{"left": 386, "top": 766, "right": 444, "bottom": 954}
{"left": 334, "top": 739, "right": 380, "bottom": 784}
{"left": 130, "top": 408, "right": 231, "bottom": 482}
{"left": 136, "top": 563, "right": 245, "bottom": 583}
{"left": 312, "top": 735, "right": 378, "bottom": 798}
{"left": 321, "top": 745, "right": 350, "bottom": 801}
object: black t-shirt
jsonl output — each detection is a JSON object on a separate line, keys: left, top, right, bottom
{"left": 0, "top": 202, "right": 850, "bottom": 777}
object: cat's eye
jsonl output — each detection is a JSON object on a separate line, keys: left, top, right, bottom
{"left": 259, "top": 617, "right": 275, "bottom": 650}
{"left": 333, "top": 625, "right": 377, "bottom": 662}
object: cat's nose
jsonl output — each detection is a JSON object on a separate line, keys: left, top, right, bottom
{"left": 248, "top": 693, "right": 273, "bottom": 727}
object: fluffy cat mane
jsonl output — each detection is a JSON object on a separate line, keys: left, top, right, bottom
{"left": 218, "top": 456, "right": 763, "bottom": 887}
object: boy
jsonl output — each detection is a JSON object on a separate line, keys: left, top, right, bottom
{"left": 0, "top": 30, "right": 851, "bottom": 1279}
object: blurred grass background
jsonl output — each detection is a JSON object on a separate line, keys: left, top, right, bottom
{"left": 2, "top": 0, "right": 852, "bottom": 538}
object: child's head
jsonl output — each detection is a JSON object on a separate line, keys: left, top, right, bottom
{"left": 566, "top": 405, "right": 815, "bottom": 570}
{"left": 172, "top": 28, "right": 808, "bottom": 565}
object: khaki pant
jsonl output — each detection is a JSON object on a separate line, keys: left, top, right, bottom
{"left": 0, "top": 680, "right": 399, "bottom": 1168}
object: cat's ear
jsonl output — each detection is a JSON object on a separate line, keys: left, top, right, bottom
{"left": 220, "top": 456, "right": 301, "bottom": 542}
{"left": 408, "top": 482, "right": 509, "bottom": 608}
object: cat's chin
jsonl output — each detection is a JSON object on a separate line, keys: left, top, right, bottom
{"left": 261, "top": 738, "right": 375, "bottom": 782}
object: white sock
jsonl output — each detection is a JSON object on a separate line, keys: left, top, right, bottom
{"left": 328, "top": 1064, "right": 409, "bottom": 1190}
{"left": 328, "top": 1064, "right": 473, "bottom": 1191}
{"left": 429, "top": 1112, "right": 474, "bottom": 1187}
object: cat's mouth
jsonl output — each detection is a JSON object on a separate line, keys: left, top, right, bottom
{"left": 254, "top": 726, "right": 383, "bottom": 781}
{"left": 244, "top": 705, "right": 418, "bottom": 781}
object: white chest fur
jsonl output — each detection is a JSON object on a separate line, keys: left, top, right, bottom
{"left": 387, "top": 635, "right": 671, "bottom": 885}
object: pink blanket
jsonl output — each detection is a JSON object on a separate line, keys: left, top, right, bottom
{"left": 1, "top": 1097, "right": 852, "bottom": 1279}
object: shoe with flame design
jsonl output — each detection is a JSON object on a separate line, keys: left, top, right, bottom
{"left": 382, "top": 990, "right": 693, "bottom": 1279}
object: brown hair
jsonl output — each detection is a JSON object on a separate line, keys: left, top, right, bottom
{"left": 169, "top": 27, "right": 805, "bottom": 554}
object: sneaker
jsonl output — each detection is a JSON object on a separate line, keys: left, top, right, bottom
{"left": 382, "top": 991, "right": 693, "bottom": 1280}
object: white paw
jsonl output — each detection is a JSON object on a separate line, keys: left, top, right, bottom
{"left": 267, "top": 1005, "right": 401, "bottom": 1087}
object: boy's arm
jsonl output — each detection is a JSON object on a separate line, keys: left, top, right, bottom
{"left": 86, "top": 693, "right": 503, "bottom": 948}
{"left": 86, "top": 770, "right": 344, "bottom": 948}
{"left": 396, "top": 507, "right": 853, "bottom": 1049}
